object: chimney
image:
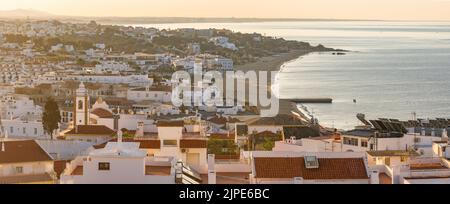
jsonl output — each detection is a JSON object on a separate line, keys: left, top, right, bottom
{"left": 136, "top": 122, "right": 144, "bottom": 137}
{"left": 370, "top": 170, "right": 380, "bottom": 184}
{"left": 117, "top": 129, "right": 123, "bottom": 143}
{"left": 117, "top": 129, "right": 123, "bottom": 150}
{"left": 443, "top": 129, "right": 449, "bottom": 142}
{"left": 208, "top": 154, "right": 216, "bottom": 184}
{"left": 113, "top": 114, "right": 120, "bottom": 131}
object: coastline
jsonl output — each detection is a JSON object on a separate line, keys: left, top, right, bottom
{"left": 234, "top": 49, "right": 312, "bottom": 115}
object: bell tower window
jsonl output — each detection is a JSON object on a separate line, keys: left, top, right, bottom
{"left": 78, "top": 100, "right": 83, "bottom": 110}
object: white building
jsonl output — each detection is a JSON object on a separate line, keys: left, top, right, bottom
{"left": 60, "top": 132, "right": 176, "bottom": 184}
{"left": 273, "top": 129, "right": 443, "bottom": 156}
{"left": 0, "top": 140, "right": 56, "bottom": 184}
{"left": 0, "top": 94, "right": 42, "bottom": 120}
{"left": 64, "top": 83, "right": 116, "bottom": 144}
{"left": 188, "top": 43, "right": 201, "bottom": 55}
{"left": 1, "top": 120, "right": 49, "bottom": 139}
{"left": 67, "top": 74, "right": 153, "bottom": 86}
{"left": 126, "top": 86, "right": 172, "bottom": 103}
{"left": 94, "top": 61, "right": 131, "bottom": 73}
{"left": 209, "top": 36, "right": 238, "bottom": 51}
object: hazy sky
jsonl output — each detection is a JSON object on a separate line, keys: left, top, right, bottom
{"left": 1, "top": 0, "right": 450, "bottom": 21}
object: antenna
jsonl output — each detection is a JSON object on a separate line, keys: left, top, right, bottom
{"left": 412, "top": 112, "right": 417, "bottom": 121}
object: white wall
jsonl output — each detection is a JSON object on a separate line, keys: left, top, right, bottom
{"left": 248, "top": 126, "right": 283, "bottom": 134}
{"left": 0, "top": 161, "right": 53, "bottom": 177}
{"left": 37, "top": 140, "right": 94, "bottom": 160}
{"left": 1, "top": 120, "right": 48, "bottom": 139}
{"left": 61, "top": 157, "right": 174, "bottom": 184}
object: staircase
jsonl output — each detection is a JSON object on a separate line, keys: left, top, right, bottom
{"left": 175, "top": 162, "right": 203, "bottom": 184}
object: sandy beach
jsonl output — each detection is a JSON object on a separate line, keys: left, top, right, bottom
{"left": 234, "top": 49, "right": 312, "bottom": 115}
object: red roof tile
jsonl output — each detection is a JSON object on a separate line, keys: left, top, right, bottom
{"left": 180, "top": 139, "right": 207, "bottom": 148}
{"left": 66, "top": 125, "right": 115, "bottom": 136}
{"left": 0, "top": 140, "right": 53, "bottom": 164}
{"left": 91, "top": 108, "right": 114, "bottom": 118}
{"left": 157, "top": 120, "right": 184, "bottom": 127}
{"left": 253, "top": 157, "right": 369, "bottom": 180}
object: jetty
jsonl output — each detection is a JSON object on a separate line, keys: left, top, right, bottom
{"left": 291, "top": 98, "right": 333, "bottom": 104}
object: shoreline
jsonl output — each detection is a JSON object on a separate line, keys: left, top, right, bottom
{"left": 234, "top": 49, "right": 313, "bottom": 116}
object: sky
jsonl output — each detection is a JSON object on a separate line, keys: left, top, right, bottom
{"left": 1, "top": 0, "right": 450, "bottom": 21}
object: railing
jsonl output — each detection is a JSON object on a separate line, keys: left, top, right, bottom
{"left": 145, "top": 156, "right": 174, "bottom": 166}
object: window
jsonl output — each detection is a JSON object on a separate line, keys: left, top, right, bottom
{"left": 343, "top": 137, "right": 358, "bottom": 146}
{"left": 414, "top": 137, "right": 421, "bottom": 143}
{"left": 16, "top": 166, "right": 23, "bottom": 174}
{"left": 23, "top": 127, "right": 26, "bottom": 134}
{"left": 98, "top": 162, "right": 110, "bottom": 171}
{"left": 10, "top": 127, "right": 13, "bottom": 134}
{"left": 163, "top": 140, "right": 178, "bottom": 147}
{"left": 34, "top": 128, "right": 38, "bottom": 135}
{"left": 78, "top": 100, "right": 83, "bottom": 110}
{"left": 400, "top": 156, "right": 407, "bottom": 162}
{"left": 361, "top": 140, "right": 368, "bottom": 148}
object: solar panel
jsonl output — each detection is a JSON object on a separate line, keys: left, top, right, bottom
{"left": 381, "top": 121, "right": 395, "bottom": 132}
{"left": 376, "top": 120, "right": 389, "bottom": 132}
{"left": 370, "top": 120, "right": 383, "bottom": 131}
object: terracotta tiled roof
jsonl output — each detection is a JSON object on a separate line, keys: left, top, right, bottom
{"left": 410, "top": 163, "right": 447, "bottom": 170}
{"left": 91, "top": 108, "right": 114, "bottom": 118}
{"left": 157, "top": 120, "right": 184, "bottom": 127}
{"left": 54, "top": 160, "right": 70, "bottom": 179}
{"left": 180, "top": 139, "right": 207, "bottom": 148}
{"left": 93, "top": 138, "right": 161, "bottom": 149}
{"left": 66, "top": 125, "right": 115, "bottom": 136}
{"left": 253, "top": 157, "right": 369, "bottom": 180}
{"left": 0, "top": 140, "right": 53, "bottom": 164}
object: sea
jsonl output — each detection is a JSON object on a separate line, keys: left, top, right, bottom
{"left": 130, "top": 21, "right": 450, "bottom": 130}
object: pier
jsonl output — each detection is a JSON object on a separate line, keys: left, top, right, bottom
{"left": 291, "top": 98, "right": 333, "bottom": 104}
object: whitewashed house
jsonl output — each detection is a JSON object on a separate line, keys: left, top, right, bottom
{"left": 0, "top": 140, "right": 56, "bottom": 184}
{"left": 60, "top": 133, "right": 176, "bottom": 184}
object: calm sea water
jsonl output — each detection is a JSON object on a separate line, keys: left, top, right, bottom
{"left": 133, "top": 21, "right": 450, "bottom": 130}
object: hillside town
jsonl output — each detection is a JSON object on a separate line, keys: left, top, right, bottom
{"left": 1, "top": 20, "right": 450, "bottom": 185}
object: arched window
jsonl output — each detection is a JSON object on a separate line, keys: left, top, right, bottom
{"left": 78, "top": 100, "right": 83, "bottom": 110}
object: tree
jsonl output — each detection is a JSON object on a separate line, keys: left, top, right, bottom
{"left": 262, "top": 138, "right": 275, "bottom": 151}
{"left": 207, "top": 138, "right": 238, "bottom": 155}
{"left": 42, "top": 97, "right": 62, "bottom": 140}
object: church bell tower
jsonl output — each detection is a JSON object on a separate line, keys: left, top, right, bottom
{"left": 74, "top": 82, "right": 90, "bottom": 127}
